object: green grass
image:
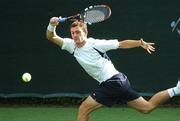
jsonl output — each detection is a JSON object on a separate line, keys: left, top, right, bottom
{"left": 0, "top": 106, "right": 179, "bottom": 121}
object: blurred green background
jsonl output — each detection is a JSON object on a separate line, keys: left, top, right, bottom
{"left": 0, "top": 0, "right": 180, "bottom": 97}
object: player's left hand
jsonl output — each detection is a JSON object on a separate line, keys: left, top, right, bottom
{"left": 49, "top": 17, "right": 59, "bottom": 26}
{"left": 140, "top": 38, "right": 155, "bottom": 54}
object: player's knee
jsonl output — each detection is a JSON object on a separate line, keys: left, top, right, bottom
{"left": 79, "top": 101, "right": 90, "bottom": 114}
{"left": 79, "top": 103, "right": 86, "bottom": 113}
{"left": 77, "top": 103, "right": 89, "bottom": 121}
{"left": 140, "top": 104, "right": 154, "bottom": 114}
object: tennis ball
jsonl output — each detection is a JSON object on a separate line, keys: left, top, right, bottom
{"left": 22, "top": 72, "right": 32, "bottom": 82}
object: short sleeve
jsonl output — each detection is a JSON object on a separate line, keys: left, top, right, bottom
{"left": 61, "top": 38, "right": 76, "bottom": 54}
{"left": 92, "top": 38, "right": 119, "bottom": 52}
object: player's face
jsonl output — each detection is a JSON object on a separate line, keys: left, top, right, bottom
{"left": 70, "top": 26, "right": 87, "bottom": 44}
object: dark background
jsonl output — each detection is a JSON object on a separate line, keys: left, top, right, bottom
{"left": 0, "top": 0, "right": 180, "bottom": 97}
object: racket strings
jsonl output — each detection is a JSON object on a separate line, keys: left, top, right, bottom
{"left": 86, "top": 11, "right": 105, "bottom": 22}
{"left": 84, "top": 9, "right": 109, "bottom": 23}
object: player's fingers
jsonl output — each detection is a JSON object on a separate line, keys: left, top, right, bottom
{"left": 50, "top": 17, "right": 59, "bottom": 25}
{"left": 148, "top": 42, "right": 155, "bottom": 45}
{"left": 147, "top": 49, "right": 152, "bottom": 54}
{"left": 149, "top": 46, "right": 155, "bottom": 51}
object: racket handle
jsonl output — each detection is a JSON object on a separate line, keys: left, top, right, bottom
{"left": 58, "top": 17, "right": 67, "bottom": 22}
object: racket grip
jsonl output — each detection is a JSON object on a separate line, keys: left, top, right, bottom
{"left": 58, "top": 17, "right": 67, "bottom": 22}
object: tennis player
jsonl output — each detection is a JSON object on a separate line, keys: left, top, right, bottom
{"left": 46, "top": 17, "right": 180, "bottom": 121}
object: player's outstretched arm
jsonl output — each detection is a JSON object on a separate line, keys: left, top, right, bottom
{"left": 118, "top": 38, "right": 155, "bottom": 54}
{"left": 46, "top": 17, "right": 64, "bottom": 47}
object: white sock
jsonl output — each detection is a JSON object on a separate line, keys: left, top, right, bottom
{"left": 167, "top": 80, "right": 180, "bottom": 98}
{"left": 167, "top": 87, "right": 180, "bottom": 98}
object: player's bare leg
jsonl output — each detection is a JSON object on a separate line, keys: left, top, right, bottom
{"left": 127, "top": 90, "right": 170, "bottom": 113}
{"left": 77, "top": 96, "right": 103, "bottom": 121}
{"left": 128, "top": 79, "right": 180, "bottom": 114}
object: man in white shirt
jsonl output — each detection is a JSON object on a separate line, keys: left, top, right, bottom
{"left": 46, "top": 17, "right": 180, "bottom": 121}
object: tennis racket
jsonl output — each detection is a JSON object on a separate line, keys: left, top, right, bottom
{"left": 58, "top": 5, "right": 111, "bottom": 25}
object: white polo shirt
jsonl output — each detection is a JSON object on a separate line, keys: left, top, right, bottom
{"left": 61, "top": 37, "right": 120, "bottom": 83}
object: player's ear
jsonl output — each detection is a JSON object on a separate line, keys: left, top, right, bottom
{"left": 83, "top": 29, "right": 88, "bottom": 36}
{"left": 84, "top": 31, "right": 88, "bottom": 37}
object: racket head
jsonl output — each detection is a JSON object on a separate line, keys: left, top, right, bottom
{"left": 80, "top": 5, "right": 111, "bottom": 24}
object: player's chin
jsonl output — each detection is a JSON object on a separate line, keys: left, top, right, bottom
{"left": 74, "top": 38, "right": 80, "bottom": 43}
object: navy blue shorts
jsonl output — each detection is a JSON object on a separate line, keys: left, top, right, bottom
{"left": 90, "top": 73, "right": 140, "bottom": 107}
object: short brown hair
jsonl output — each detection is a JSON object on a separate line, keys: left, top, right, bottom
{"left": 70, "top": 20, "right": 88, "bottom": 33}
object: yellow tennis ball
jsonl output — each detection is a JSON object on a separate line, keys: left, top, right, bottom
{"left": 22, "top": 73, "right": 32, "bottom": 82}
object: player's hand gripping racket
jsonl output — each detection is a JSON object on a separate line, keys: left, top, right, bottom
{"left": 58, "top": 5, "right": 111, "bottom": 25}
